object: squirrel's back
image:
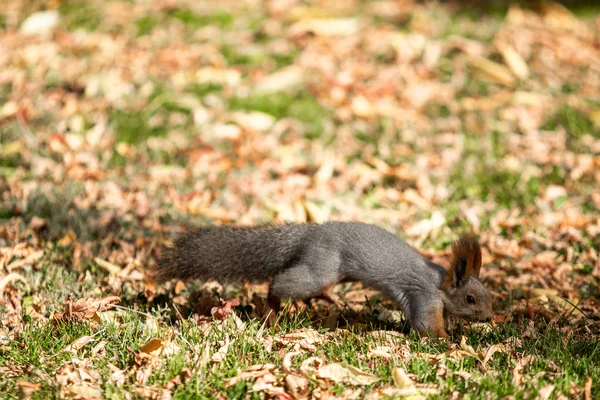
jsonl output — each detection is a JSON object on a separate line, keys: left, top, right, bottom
{"left": 154, "top": 224, "right": 314, "bottom": 283}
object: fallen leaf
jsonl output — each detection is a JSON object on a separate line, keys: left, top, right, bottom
{"left": 211, "top": 299, "right": 240, "bottom": 321}
{"left": 28, "top": 217, "right": 46, "bottom": 231}
{"left": 469, "top": 56, "right": 516, "bottom": 86}
{"left": 297, "top": 357, "right": 323, "bottom": 379}
{"left": 497, "top": 42, "right": 529, "bottom": 79}
{"left": 251, "top": 373, "right": 292, "bottom": 399}
{"left": 94, "top": 257, "right": 122, "bottom": 275}
{"left": 512, "top": 355, "right": 535, "bottom": 387}
{"left": 391, "top": 367, "right": 414, "bottom": 389}
{"left": 459, "top": 336, "right": 478, "bottom": 358}
{"left": 0, "top": 273, "right": 29, "bottom": 296}
{"left": 282, "top": 350, "right": 302, "bottom": 374}
{"left": 140, "top": 338, "right": 163, "bottom": 355}
{"left": 316, "top": 363, "right": 380, "bottom": 385}
{"left": 16, "top": 381, "right": 41, "bottom": 400}
{"left": 108, "top": 364, "right": 126, "bottom": 386}
{"left": 367, "top": 345, "right": 394, "bottom": 359}
{"left": 63, "top": 335, "right": 94, "bottom": 353}
{"left": 584, "top": 376, "right": 592, "bottom": 400}
{"left": 285, "top": 373, "right": 309, "bottom": 400}
{"left": 538, "top": 385, "right": 555, "bottom": 400}
{"left": 289, "top": 17, "right": 362, "bottom": 37}
{"left": 6, "top": 250, "right": 44, "bottom": 270}
{"left": 365, "top": 385, "right": 440, "bottom": 399}
{"left": 54, "top": 296, "right": 120, "bottom": 322}
{"left": 19, "top": 10, "right": 60, "bottom": 36}
{"left": 211, "top": 335, "right": 231, "bottom": 364}
{"left": 65, "top": 384, "right": 102, "bottom": 399}
{"left": 225, "top": 363, "right": 277, "bottom": 387}
{"left": 481, "top": 344, "right": 507, "bottom": 366}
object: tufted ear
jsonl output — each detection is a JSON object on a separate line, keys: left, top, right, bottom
{"left": 443, "top": 235, "right": 482, "bottom": 289}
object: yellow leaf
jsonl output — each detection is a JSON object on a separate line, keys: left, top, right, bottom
{"left": 392, "top": 367, "right": 414, "bottom": 389}
{"left": 63, "top": 335, "right": 94, "bottom": 353}
{"left": 469, "top": 56, "right": 516, "bottom": 86}
{"left": 94, "top": 257, "right": 122, "bottom": 274}
{"left": 497, "top": 42, "right": 529, "bottom": 79}
{"left": 140, "top": 338, "right": 163, "bottom": 354}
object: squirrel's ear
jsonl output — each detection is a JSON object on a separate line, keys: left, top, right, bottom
{"left": 444, "top": 235, "right": 482, "bottom": 288}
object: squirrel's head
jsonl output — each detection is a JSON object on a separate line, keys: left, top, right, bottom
{"left": 441, "top": 235, "right": 493, "bottom": 323}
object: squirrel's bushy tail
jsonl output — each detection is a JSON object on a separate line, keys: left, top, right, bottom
{"left": 152, "top": 224, "right": 311, "bottom": 283}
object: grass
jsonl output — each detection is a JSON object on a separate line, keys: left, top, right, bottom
{"left": 110, "top": 109, "right": 169, "bottom": 144}
{"left": 1, "top": 1, "right": 599, "bottom": 398}
{"left": 59, "top": 1, "right": 101, "bottom": 31}
{"left": 168, "top": 8, "right": 234, "bottom": 28}
{"left": 541, "top": 104, "right": 599, "bottom": 150}
{"left": 228, "top": 91, "right": 330, "bottom": 139}
{"left": 2, "top": 297, "right": 599, "bottom": 398}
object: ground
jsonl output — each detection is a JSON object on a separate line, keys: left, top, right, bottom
{"left": 0, "top": 0, "right": 599, "bottom": 399}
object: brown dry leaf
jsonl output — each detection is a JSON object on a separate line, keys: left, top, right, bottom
{"left": 16, "top": 380, "right": 41, "bottom": 400}
{"left": 28, "top": 216, "right": 46, "bottom": 231}
{"left": 303, "top": 200, "right": 328, "bottom": 223}
{"left": 406, "top": 211, "right": 446, "bottom": 241}
{"left": 108, "top": 363, "right": 126, "bottom": 386}
{"left": 6, "top": 250, "right": 44, "bottom": 270}
{"left": 94, "top": 257, "right": 122, "bottom": 275}
{"left": 528, "top": 288, "right": 585, "bottom": 318}
{"left": 469, "top": 56, "right": 516, "bottom": 86}
{"left": 65, "top": 384, "right": 103, "bottom": 399}
{"left": 211, "top": 335, "right": 231, "bottom": 364}
{"left": 541, "top": 1, "right": 585, "bottom": 32}
{"left": 251, "top": 373, "right": 293, "bottom": 399}
{"left": 140, "top": 338, "right": 163, "bottom": 355}
{"left": 299, "top": 357, "right": 325, "bottom": 378}
{"left": 481, "top": 344, "right": 507, "bottom": 367}
{"left": 584, "top": 376, "right": 592, "bottom": 400}
{"left": 538, "top": 384, "right": 555, "bottom": 400}
{"left": 54, "top": 296, "right": 120, "bottom": 322}
{"left": 285, "top": 373, "right": 309, "bottom": 400}
{"left": 512, "top": 355, "right": 535, "bottom": 387}
{"left": 211, "top": 299, "right": 240, "bottom": 321}
{"left": 56, "top": 363, "right": 103, "bottom": 399}
{"left": 63, "top": 335, "right": 94, "bottom": 353}
{"left": 365, "top": 385, "right": 440, "bottom": 400}
{"left": 391, "top": 367, "right": 414, "bottom": 389}
{"left": 0, "top": 273, "right": 29, "bottom": 297}
{"left": 547, "top": 295, "right": 585, "bottom": 317}
{"left": 459, "top": 336, "right": 478, "bottom": 358}
{"left": 289, "top": 17, "right": 362, "bottom": 37}
{"left": 279, "top": 328, "right": 326, "bottom": 351}
{"left": 282, "top": 350, "right": 303, "bottom": 374}
{"left": 315, "top": 363, "right": 380, "bottom": 386}
{"left": 367, "top": 345, "right": 394, "bottom": 359}
{"left": 497, "top": 42, "right": 529, "bottom": 79}
{"left": 224, "top": 363, "right": 277, "bottom": 387}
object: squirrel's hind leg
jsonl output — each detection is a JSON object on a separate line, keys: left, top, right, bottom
{"left": 269, "top": 262, "right": 339, "bottom": 302}
{"left": 312, "top": 286, "right": 345, "bottom": 309}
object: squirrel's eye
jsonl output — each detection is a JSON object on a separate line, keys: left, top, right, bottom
{"left": 466, "top": 295, "right": 476, "bottom": 304}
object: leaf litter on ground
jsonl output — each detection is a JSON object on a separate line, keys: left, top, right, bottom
{"left": 0, "top": 0, "right": 599, "bottom": 398}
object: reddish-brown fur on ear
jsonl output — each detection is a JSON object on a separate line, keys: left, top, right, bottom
{"left": 443, "top": 235, "right": 482, "bottom": 289}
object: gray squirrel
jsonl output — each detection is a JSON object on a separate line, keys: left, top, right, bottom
{"left": 152, "top": 222, "right": 493, "bottom": 337}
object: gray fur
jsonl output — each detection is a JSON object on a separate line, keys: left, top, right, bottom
{"left": 154, "top": 221, "right": 493, "bottom": 336}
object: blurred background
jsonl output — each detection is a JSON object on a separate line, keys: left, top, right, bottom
{"left": 0, "top": 0, "right": 599, "bottom": 280}
{"left": 1, "top": 2, "right": 599, "bottom": 397}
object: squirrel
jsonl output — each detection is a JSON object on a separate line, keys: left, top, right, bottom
{"left": 152, "top": 221, "right": 493, "bottom": 337}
